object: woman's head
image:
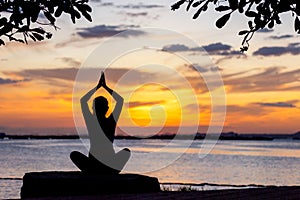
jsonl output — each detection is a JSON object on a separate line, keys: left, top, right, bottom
{"left": 93, "top": 96, "right": 109, "bottom": 117}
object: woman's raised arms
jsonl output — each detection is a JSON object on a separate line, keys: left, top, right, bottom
{"left": 99, "top": 72, "right": 124, "bottom": 122}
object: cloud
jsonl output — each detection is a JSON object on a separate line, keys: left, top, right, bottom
{"left": 100, "top": 2, "right": 114, "bottom": 6}
{"left": 197, "top": 104, "right": 268, "bottom": 116}
{"left": 92, "top": 1, "right": 114, "bottom": 7}
{"left": 203, "top": 42, "right": 231, "bottom": 52}
{"left": 76, "top": 24, "right": 145, "bottom": 38}
{"left": 226, "top": 104, "right": 267, "bottom": 116}
{"left": 3, "top": 67, "right": 162, "bottom": 87}
{"left": 116, "top": 3, "right": 164, "bottom": 9}
{"left": 255, "top": 101, "right": 298, "bottom": 108}
{"left": 257, "top": 28, "right": 274, "bottom": 33}
{"left": 162, "top": 44, "right": 190, "bottom": 52}
{"left": 0, "top": 77, "right": 30, "bottom": 85}
{"left": 203, "top": 43, "right": 242, "bottom": 56}
{"left": 161, "top": 42, "right": 242, "bottom": 56}
{"left": 57, "top": 57, "right": 81, "bottom": 67}
{"left": 253, "top": 47, "right": 288, "bottom": 56}
{"left": 269, "top": 34, "right": 294, "bottom": 40}
{"left": 224, "top": 67, "right": 300, "bottom": 93}
{"left": 5, "top": 68, "right": 104, "bottom": 84}
{"left": 253, "top": 43, "right": 300, "bottom": 56}
{"left": 210, "top": 101, "right": 298, "bottom": 121}
{"left": 124, "top": 12, "right": 148, "bottom": 17}
{"left": 185, "top": 64, "right": 222, "bottom": 73}
{"left": 10, "top": 68, "right": 78, "bottom": 81}
{"left": 8, "top": 66, "right": 298, "bottom": 96}
{"left": 289, "top": 42, "right": 300, "bottom": 46}
{"left": 90, "top": 2, "right": 163, "bottom": 9}
{"left": 184, "top": 103, "right": 200, "bottom": 113}
{"left": 125, "top": 100, "right": 165, "bottom": 108}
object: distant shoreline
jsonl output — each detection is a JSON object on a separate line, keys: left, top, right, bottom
{"left": 1, "top": 131, "right": 300, "bottom": 140}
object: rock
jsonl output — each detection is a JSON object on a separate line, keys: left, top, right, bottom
{"left": 293, "top": 131, "right": 300, "bottom": 140}
{"left": 0, "top": 132, "right": 5, "bottom": 139}
{"left": 21, "top": 171, "right": 160, "bottom": 198}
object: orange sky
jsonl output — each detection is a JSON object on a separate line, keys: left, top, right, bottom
{"left": 0, "top": 1, "right": 299, "bottom": 135}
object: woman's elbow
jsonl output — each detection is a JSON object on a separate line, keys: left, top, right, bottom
{"left": 119, "top": 97, "right": 124, "bottom": 104}
{"left": 80, "top": 97, "right": 88, "bottom": 106}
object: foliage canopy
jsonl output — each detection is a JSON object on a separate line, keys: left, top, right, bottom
{"left": 1, "top": 0, "right": 300, "bottom": 51}
{"left": 0, "top": 0, "right": 92, "bottom": 45}
{"left": 171, "top": 0, "right": 300, "bottom": 52}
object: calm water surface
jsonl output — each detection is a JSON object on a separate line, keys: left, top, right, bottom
{"left": 1, "top": 139, "right": 300, "bottom": 199}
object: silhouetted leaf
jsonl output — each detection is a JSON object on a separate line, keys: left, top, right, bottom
{"left": 216, "top": 13, "right": 231, "bottom": 29}
{"left": 186, "top": 0, "right": 194, "bottom": 11}
{"left": 254, "top": 15, "right": 262, "bottom": 28}
{"left": 32, "top": 32, "right": 44, "bottom": 41}
{"left": 238, "top": 6, "right": 244, "bottom": 13}
{"left": 55, "top": 7, "right": 63, "bottom": 17}
{"left": 171, "top": 0, "right": 185, "bottom": 11}
{"left": 215, "top": 6, "right": 230, "bottom": 12}
{"left": 228, "top": 0, "right": 238, "bottom": 10}
{"left": 44, "top": 11, "right": 55, "bottom": 24}
{"left": 245, "top": 11, "right": 257, "bottom": 17}
{"left": 9, "top": 37, "right": 24, "bottom": 43}
{"left": 0, "top": 24, "right": 12, "bottom": 34}
{"left": 0, "top": 39, "right": 4, "bottom": 45}
{"left": 73, "top": 10, "right": 81, "bottom": 19}
{"left": 171, "top": 0, "right": 300, "bottom": 52}
{"left": 71, "top": 13, "right": 76, "bottom": 24}
{"left": 29, "top": 34, "right": 36, "bottom": 42}
{"left": 31, "top": 28, "right": 45, "bottom": 34}
{"left": 17, "top": 25, "right": 29, "bottom": 33}
{"left": 296, "top": 3, "right": 300, "bottom": 15}
{"left": 276, "top": 18, "right": 282, "bottom": 24}
{"left": 238, "top": 0, "right": 246, "bottom": 13}
{"left": 238, "top": 30, "right": 248, "bottom": 35}
{"left": 268, "top": 20, "right": 274, "bottom": 29}
{"left": 240, "top": 46, "right": 248, "bottom": 53}
{"left": 278, "top": 1, "right": 291, "bottom": 13}
{"left": 0, "top": 18, "right": 7, "bottom": 27}
{"left": 82, "top": 11, "right": 92, "bottom": 22}
{"left": 295, "top": 17, "right": 300, "bottom": 33}
{"left": 82, "top": 4, "right": 92, "bottom": 12}
{"left": 23, "top": 33, "right": 28, "bottom": 44}
{"left": 193, "top": 8, "right": 202, "bottom": 19}
{"left": 48, "top": 5, "right": 54, "bottom": 13}
{"left": 30, "top": 5, "right": 40, "bottom": 22}
{"left": 248, "top": 21, "right": 253, "bottom": 29}
{"left": 46, "top": 32, "right": 52, "bottom": 39}
{"left": 17, "top": 39, "right": 24, "bottom": 43}
{"left": 192, "top": 1, "right": 201, "bottom": 7}
{"left": 202, "top": 4, "right": 208, "bottom": 12}
{"left": 0, "top": 0, "right": 93, "bottom": 46}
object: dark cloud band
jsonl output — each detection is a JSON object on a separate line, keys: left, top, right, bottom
{"left": 76, "top": 25, "right": 145, "bottom": 38}
{"left": 162, "top": 42, "right": 242, "bottom": 56}
{"left": 0, "top": 77, "right": 30, "bottom": 85}
{"left": 255, "top": 101, "right": 298, "bottom": 108}
{"left": 253, "top": 43, "right": 300, "bottom": 56}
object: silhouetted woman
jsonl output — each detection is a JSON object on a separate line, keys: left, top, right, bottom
{"left": 70, "top": 72, "right": 131, "bottom": 174}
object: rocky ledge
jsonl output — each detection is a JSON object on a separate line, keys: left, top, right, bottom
{"left": 21, "top": 171, "right": 160, "bottom": 199}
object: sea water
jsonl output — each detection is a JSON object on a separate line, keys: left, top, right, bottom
{"left": 1, "top": 139, "right": 300, "bottom": 199}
